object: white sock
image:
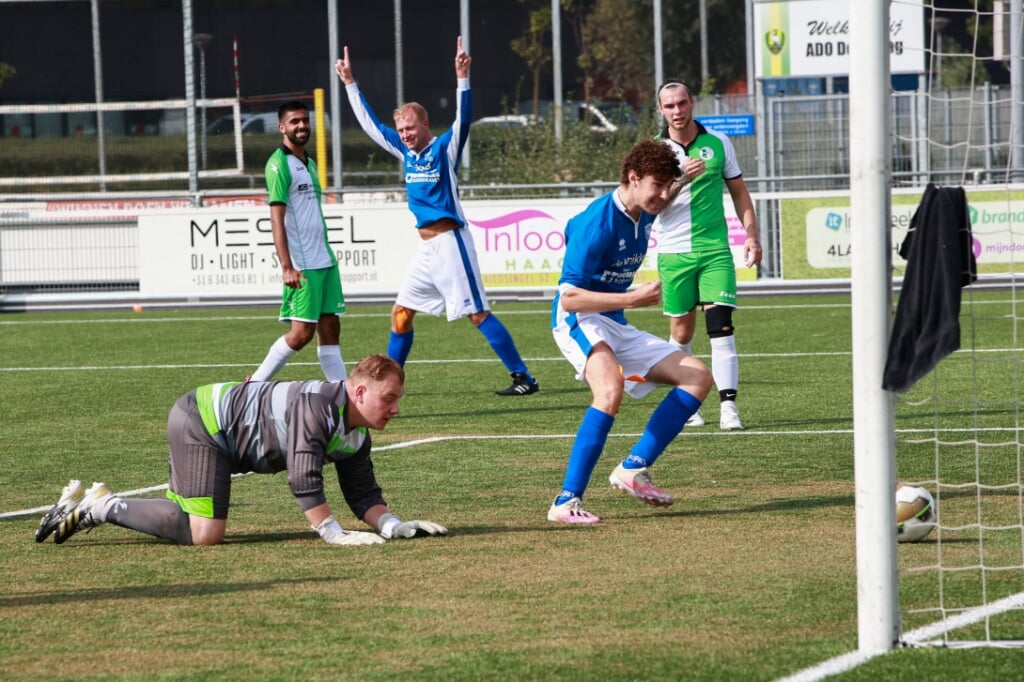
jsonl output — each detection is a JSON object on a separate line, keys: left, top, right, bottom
{"left": 670, "top": 338, "right": 692, "bottom": 355}
{"left": 317, "top": 344, "right": 347, "bottom": 381}
{"left": 710, "top": 335, "right": 739, "bottom": 396}
{"left": 251, "top": 336, "right": 296, "bottom": 381}
{"left": 93, "top": 492, "right": 120, "bottom": 524}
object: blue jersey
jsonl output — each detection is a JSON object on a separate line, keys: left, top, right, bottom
{"left": 554, "top": 191, "right": 655, "bottom": 326}
{"left": 345, "top": 80, "right": 471, "bottom": 229}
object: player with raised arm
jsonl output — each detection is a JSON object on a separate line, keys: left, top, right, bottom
{"left": 548, "top": 140, "right": 713, "bottom": 524}
{"left": 35, "top": 355, "right": 447, "bottom": 547}
{"left": 335, "top": 36, "right": 539, "bottom": 397}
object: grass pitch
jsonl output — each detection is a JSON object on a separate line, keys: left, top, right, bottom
{"left": 0, "top": 295, "right": 1021, "bottom": 681}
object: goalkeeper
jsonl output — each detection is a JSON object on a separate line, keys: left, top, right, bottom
{"left": 35, "top": 354, "right": 447, "bottom": 547}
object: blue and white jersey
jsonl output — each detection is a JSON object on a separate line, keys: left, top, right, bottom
{"left": 345, "top": 80, "right": 471, "bottom": 229}
{"left": 553, "top": 190, "right": 655, "bottom": 327}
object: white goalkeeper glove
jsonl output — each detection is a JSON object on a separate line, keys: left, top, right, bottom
{"left": 378, "top": 513, "right": 449, "bottom": 540}
{"left": 313, "top": 515, "right": 385, "bottom": 546}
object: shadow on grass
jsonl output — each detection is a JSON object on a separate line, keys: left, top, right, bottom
{"left": 0, "top": 575, "right": 338, "bottom": 608}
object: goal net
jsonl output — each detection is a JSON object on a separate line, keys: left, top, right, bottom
{"left": 0, "top": 97, "right": 246, "bottom": 191}
{"left": 886, "top": 0, "right": 1024, "bottom": 649}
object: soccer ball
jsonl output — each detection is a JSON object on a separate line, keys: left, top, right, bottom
{"left": 896, "top": 484, "right": 936, "bottom": 543}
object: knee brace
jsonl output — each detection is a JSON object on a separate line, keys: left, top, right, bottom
{"left": 392, "top": 306, "right": 414, "bottom": 334}
{"left": 705, "top": 305, "right": 735, "bottom": 339}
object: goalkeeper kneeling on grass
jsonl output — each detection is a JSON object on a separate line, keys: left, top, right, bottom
{"left": 35, "top": 354, "right": 447, "bottom": 547}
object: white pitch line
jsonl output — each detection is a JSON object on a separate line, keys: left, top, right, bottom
{"left": 6, "top": 344, "right": 1023, "bottom": 373}
{"left": 1, "top": 295, "right": 1019, "bottom": 328}
{"left": 775, "top": 592, "right": 1024, "bottom": 681}
{"left": 0, "top": 430, "right": 828, "bottom": 520}
{"left": 10, "top": 429, "right": 1023, "bottom": 676}
{"left": 8, "top": 425, "right": 1019, "bottom": 521}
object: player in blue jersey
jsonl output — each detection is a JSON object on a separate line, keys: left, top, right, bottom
{"left": 335, "top": 36, "right": 539, "bottom": 397}
{"left": 548, "top": 140, "right": 713, "bottom": 524}
{"left": 35, "top": 355, "right": 448, "bottom": 547}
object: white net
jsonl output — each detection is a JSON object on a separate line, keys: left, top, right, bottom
{"left": 0, "top": 98, "right": 246, "bottom": 190}
{"left": 894, "top": 0, "right": 1024, "bottom": 648}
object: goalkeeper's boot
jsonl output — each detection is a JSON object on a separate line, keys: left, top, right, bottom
{"left": 719, "top": 401, "right": 745, "bottom": 430}
{"left": 547, "top": 496, "right": 600, "bottom": 524}
{"left": 495, "top": 372, "right": 540, "bottom": 396}
{"left": 609, "top": 464, "right": 674, "bottom": 507}
{"left": 54, "top": 482, "right": 113, "bottom": 545}
{"left": 685, "top": 409, "right": 705, "bottom": 427}
{"left": 35, "top": 479, "right": 85, "bottom": 543}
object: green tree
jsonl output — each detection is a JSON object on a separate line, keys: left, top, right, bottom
{"left": 936, "top": 0, "right": 998, "bottom": 87}
{"left": 561, "top": 0, "right": 596, "bottom": 103}
{"left": 583, "top": 0, "right": 652, "bottom": 104}
{"left": 660, "top": 0, "right": 748, "bottom": 94}
{"left": 510, "top": 0, "right": 552, "bottom": 117}
{"left": 0, "top": 62, "right": 15, "bottom": 89}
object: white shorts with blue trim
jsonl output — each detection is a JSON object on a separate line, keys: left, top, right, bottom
{"left": 552, "top": 304, "right": 678, "bottom": 399}
{"left": 396, "top": 228, "right": 490, "bottom": 321}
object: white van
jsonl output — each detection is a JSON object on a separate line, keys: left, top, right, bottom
{"left": 206, "top": 112, "right": 331, "bottom": 135}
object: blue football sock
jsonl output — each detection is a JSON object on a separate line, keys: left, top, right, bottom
{"left": 624, "top": 388, "right": 702, "bottom": 469}
{"left": 477, "top": 314, "right": 530, "bottom": 377}
{"left": 555, "top": 407, "right": 615, "bottom": 504}
{"left": 387, "top": 330, "right": 414, "bottom": 367}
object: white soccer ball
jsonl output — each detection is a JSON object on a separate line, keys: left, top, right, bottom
{"left": 896, "top": 484, "right": 936, "bottom": 543}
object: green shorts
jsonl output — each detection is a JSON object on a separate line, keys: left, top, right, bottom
{"left": 658, "top": 250, "right": 737, "bottom": 316}
{"left": 279, "top": 266, "right": 345, "bottom": 323}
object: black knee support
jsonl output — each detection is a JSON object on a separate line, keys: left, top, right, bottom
{"left": 705, "top": 305, "right": 735, "bottom": 339}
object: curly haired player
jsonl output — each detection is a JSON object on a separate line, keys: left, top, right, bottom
{"left": 547, "top": 140, "right": 713, "bottom": 524}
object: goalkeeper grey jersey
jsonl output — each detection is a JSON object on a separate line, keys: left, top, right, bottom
{"left": 190, "top": 379, "right": 384, "bottom": 516}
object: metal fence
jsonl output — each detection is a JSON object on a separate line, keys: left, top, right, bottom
{"left": 700, "top": 85, "right": 1021, "bottom": 193}
{"left": 2, "top": 86, "right": 1020, "bottom": 193}
{"left": 1, "top": 85, "right": 1021, "bottom": 304}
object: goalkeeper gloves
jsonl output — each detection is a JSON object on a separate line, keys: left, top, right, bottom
{"left": 378, "top": 513, "right": 449, "bottom": 540}
{"left": 313, "top": 515, "right": 385, "bottom": 546}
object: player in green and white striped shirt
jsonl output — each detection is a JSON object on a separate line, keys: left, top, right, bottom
{"left": 250, "top": 100, "right": 348, "bottom": 383}
{"left": 653, "top": 80, "right": 762, "bottom": 431}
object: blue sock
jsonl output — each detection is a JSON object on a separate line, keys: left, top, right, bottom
{"left": 477, "top": 314, "right": 530, "bottom": 378}
{"left": 623, "top": 388, "right": 702, "bottom": 469}
{"left": 387, "top": 330, "right": 414, "bottom": 366}
{"left": 555, "top": 407, "right": 615, "bottom": 504}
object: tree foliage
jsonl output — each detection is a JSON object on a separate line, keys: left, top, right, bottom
{"left": 582, "top": 0, "right": 652, "bottom": 103}
{"left": 510, "top": 0, "right": 553, "bottom": 117}
{"left": 0, "top": 62, "right": 15, "bottom": 90}
{"left": 508, "top": 0, "right": 751, "bottom": 109}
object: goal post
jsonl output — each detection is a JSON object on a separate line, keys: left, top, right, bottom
{"left": 0, "top": 97, "right": 244, "bottom": 189}
{"left": 850, "top": 0, "right": 1024, "bottom": 653}
{"left": 849, "top": 0, "right": 900, "bottom": 653}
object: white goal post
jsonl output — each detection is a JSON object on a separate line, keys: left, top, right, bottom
{"left": 851, "top": 0, "right": 1024, "bottom": 655}
{"left": 0, "top": 98, "right": 244, "bottom": 187}
{"left": 849, "top": 0, "right": 900, "bottom": 653}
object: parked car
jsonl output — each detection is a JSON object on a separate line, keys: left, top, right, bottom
{"left": 473, "top": 114, "right": 541, "bottom": 128}
{"left": 206, "top": 112, "right": 331, "bottom": 135}
{"left": 516, "top": 101, "right": 638, "bottom": 133}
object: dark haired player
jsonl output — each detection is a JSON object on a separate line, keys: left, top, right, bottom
{"left": 548, "top": 140, "right": 713, "bottom": 524}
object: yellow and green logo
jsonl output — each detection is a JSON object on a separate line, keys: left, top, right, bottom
{"left": 765, "top": 29, "right": 786, "bottom": 55}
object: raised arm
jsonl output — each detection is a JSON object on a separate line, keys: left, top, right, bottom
{"left": 335, "top": 45, "right": 355, "bottom": 85}
{"left": 454, "top": 35, "right": 471, "bottom": 79}
{"left": 335, "top": 45, "right": 405, "bottom": 159}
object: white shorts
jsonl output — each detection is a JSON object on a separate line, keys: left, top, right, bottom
{"left": 396, "top": 228, "right": 490, "bottom": 321}
{"left": 552, "top": 304, "right": 678, "bottom": 399}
